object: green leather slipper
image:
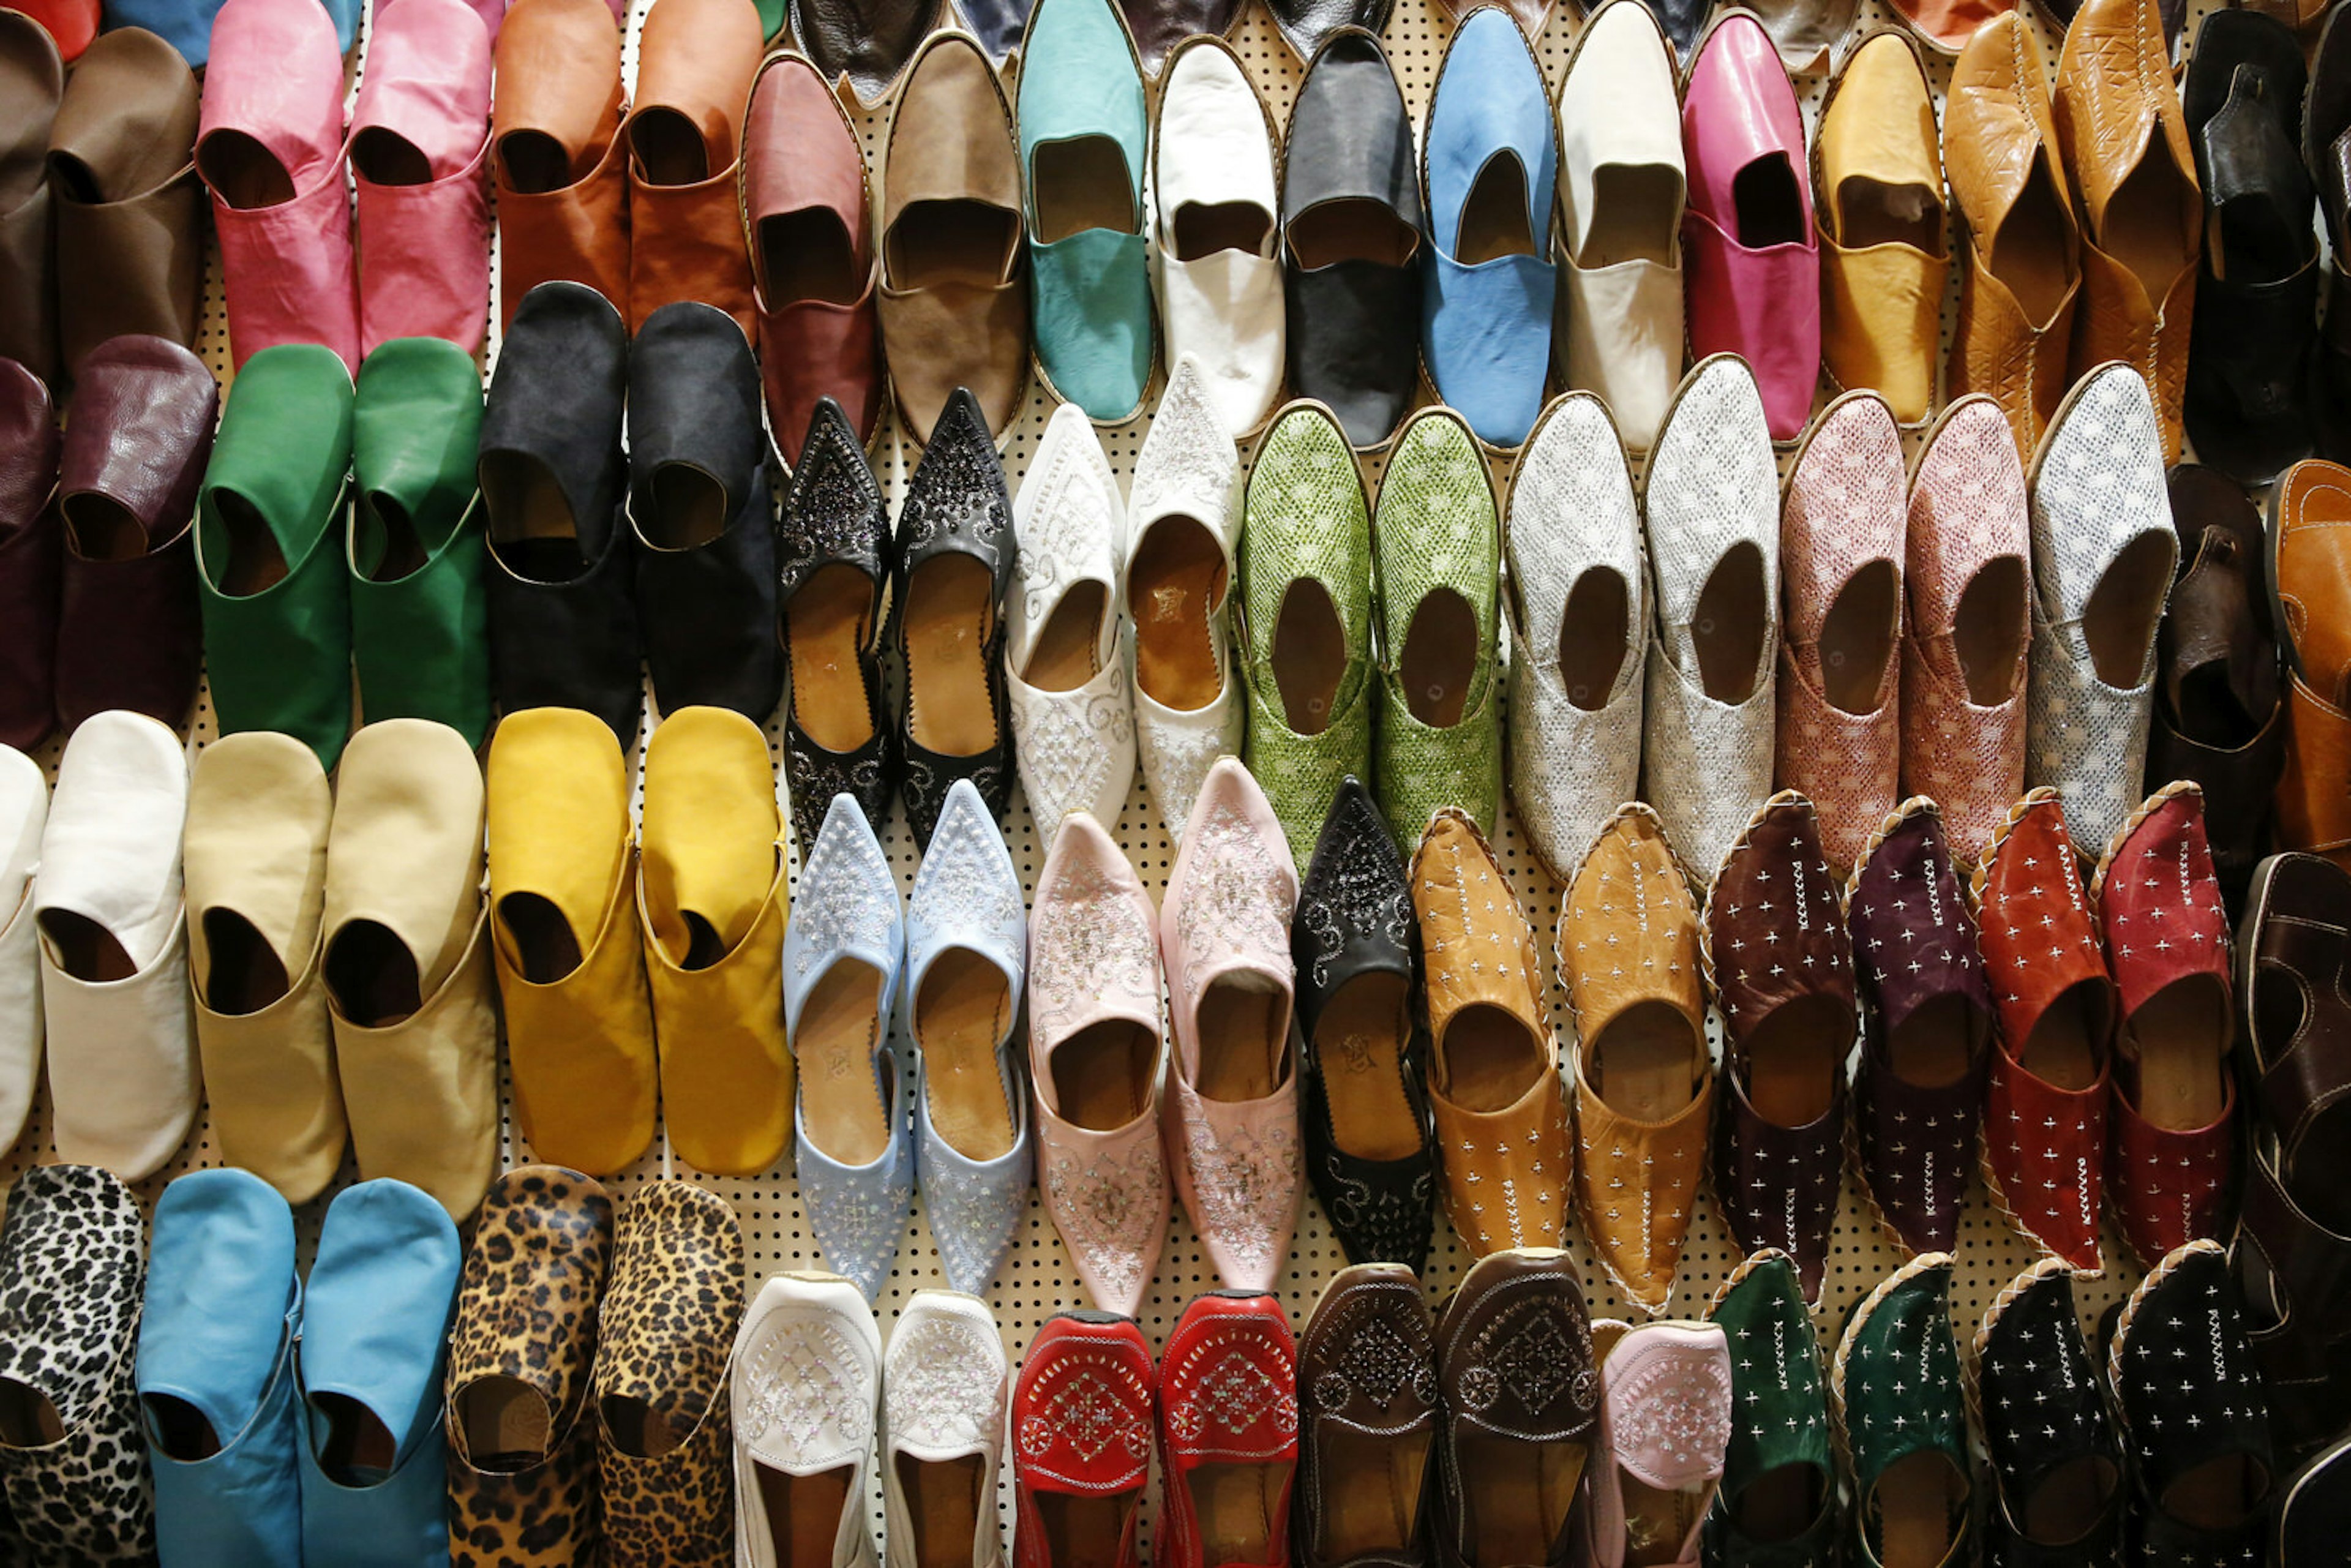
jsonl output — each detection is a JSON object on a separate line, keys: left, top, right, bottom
{"left": 197, "top": 342, "right": 356, "bottom": 768}
{"left": 350, "top": 337, "right": 490, "bottom": 749}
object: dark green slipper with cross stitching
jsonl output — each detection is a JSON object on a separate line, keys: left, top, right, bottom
{"left": 1703, "top": 1249, "right": 1842, "bottom": 1568}
{"left": 1831, "top": 1253, "right": 1974, "bottom": 1568}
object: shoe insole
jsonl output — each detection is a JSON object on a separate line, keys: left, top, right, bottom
{"left": 48, "top": 151, "right": 103, "bottom": 206}
{"left": 904, "top": 553, "right": 999, "bottom": 762}
{"left": 1436, "top": 1002, "right": 1543, "bottom": 1114}
{"left": 324, "top": 919, "right": 424, "bottom": 1028}
{"left": 2164, "top": 1450, "right": 2267, "bottom": 1532}
{"left": 2099, "top": 138, "right": 2195, "bottom": 298}
{"left": 788, "top": 562, "right": 880, "bottom": 757}
{"left": 759, "top": 1461, "right": 854, "bottom": 1568}
{"left": 1581, "top": 164, "right": 1679, "bottom": 268}
{"left": 797, "top": 959, "right": 890, "bottom": 1167}
{"left": 2019, "top": 979, "right": 2110, "bottom": 1093}
{"left": 1022, "top": 580, "right": 1106, "bottom": 693}
{"left": 888, "top": 201, "right": 1021, "bottom": 290}
{"left": 916, "top": 949, "right": 1016, "bottom": 1161}
{"left": 350, "top": 126, "right": 432, "bottom": 186}
{"left": 1624, "top": 1472, "right": 1706, "bottom": 1568}
{"left": 628, "top": 105, "right": 710, "bottom": 186}
{"left": 1400, "top": 588, "right": 1475, "bottom": 727}
{"left": 195, "top": 129, "right": 294, "bottom": 209}
{"left": 1038, "top": 1486, "right": 1140, "bottom": 1568}
{"left": 456, "top": 1375, "right": 555, "bottom": 1472}
{"left": 1990, "top": 157, "right": 2076, "bottom": 328}
{"left": 1952, "top": 557, "right": 2028, "bottom": 705}
{"left": 2083, "top": 532, "right": 2174, "bottom": 689}
{"left": 2173, "top": 655, "right": 2265, "bottom": 748}
{"left": 1033, "top": 137, "right": 1136, "bottom": 244}
{"left": 496, "top": 128, "right": 575, "bottom": 195}
{"left": 0, "top": 1381, "right": 61, "bottom": 1448}
{"left": 1288, "top": 197, "right": 1418, "bottom": 271}
{"left": 61, "top": 493, "right": 153, "bottom": 562}
{"left": 1837, "top": 176, "right": 1944, "bottom": 254}
{"left": 1870, "top": 1450, "right": 1963, "bottom": 1568}
{"left": 1050, "top": 1018, "right": 1155, "bottom": 1131}
{"left": 481, "top": 451, "right": 588, "bottom": 580}
{"left": 1272, "top": 579, "right": 1344, "bottom": 737}
{"left": 642, "top": 465, "right": 727, "bottom": 552}
{"left": 498, "top": 891, "right": 584, "bottom": 985}
{"left": 1693, "top": 542, "right": 1767, "bottom": 706}
{"left": 1130, "top": 515, "right": 1227, "bottom": 712}
{"left": 312, "top": 1391, "right": 399, "bottom": 1481}
{"left": 1172, "top": 200, "right": 1272, "bottom": 263}
{"left": 681, "top": 912, "right": 730, "bottom": 970}
{"left": 354, "top": 492, "right": 429, "bottom": 582}
{"left": 899, "top": 1452, "right": 985, "bottom": 1568}
{"left": 1817, "top": 560, "right": 1897, "bottom": 715}
{"left": 209, "top": 490, "right": 291, "bottom": 596}
{"left": 1458, "top": 1431, "right": 1584, "bottom": 1568}
{"left": 1734, "top": 1461, "right": 1828, "bottom": 1544}
{"left": 1558, "top": 567, "right": 1630, "bottom": 711}
{"left": 1457, "top": 152, "right": 1533, "bottom": 266}
{"left": 761, "top": 208, "right": 861, "bottom": 306}
{"left": 1315, "top": 971, "right": 1420, "bottom": 1161}
{"left": 201, "top": 906, "right": 291, "bottom": 1013}
{"left": 1731, "top": 155, "right": 1805, "bottom": 249}
{"left": 39, "top": 908, "right": 136, "bottom": 983}
{"left": 2124, "top": 972, "right": 2228, "bottom": 1130}
{"left": 2213, "top": 187, "right": 2306, "bottom": 285}
{"left": 1744, "top": 992, "right": 1847, "bottom": 1129}
{"left": 1196, "top": 973, "right": 1288, "bottom": 1103}
{"left": 1588, "top": 999, "right": 1701, "bottom": 1122}
{"left": 1888, "top": 992, "right": 1984, "bottom": 1091}
{"left": 1187, "top": 1459, "right": 1292, "bottom": 1568}
{"left": 1314, "top": 1425, "right": 1428, "bottom": 1562}
{"left": 600, "top": 1393, "right": 683, "bottom": 1459}
{"left": 141, "top": 1394, "right": 221, "bottom": 1461}
{"left": 2023, "top": 1452, "right": 2118, "bottom": 1545}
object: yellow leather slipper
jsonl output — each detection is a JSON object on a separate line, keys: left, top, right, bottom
{"left": 637, "top": 706, "right": 792, "bottom": 1176}
{"left": 488, "top": 707, "right": 658, "bottom": 1175}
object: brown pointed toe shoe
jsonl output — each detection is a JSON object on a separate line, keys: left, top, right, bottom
{"left": 1410, "top": 808, "right": 1570, "bottom": 1256}
{"left": 1704, "top": 790, "right": 1858, "bottom": 1304}
{"left": 491, "top": 0, "right": 628, "bottom": 329}
{"left": 1558, "top": 803, "right": 1712, "bottom": 1316}
{"left": 742, "top": 51, "right": 882, "bottom": 466}
{"left": 623, "top": 0, "right": 759, "bottom": 332}
{"left": 2052, "top": 0, "right": 2202, "bottom": 462}
{"left": 45, "top": 26, "right": 201, "bottom": 373}
{"left": 879, "top": 32, "right": 1030, "bottom": 444}
{"left": 1945, "top": 12, "right": 2082, "bottom": 459}
{"left": 0, "top": 12, "right": 61, "bottom": 383}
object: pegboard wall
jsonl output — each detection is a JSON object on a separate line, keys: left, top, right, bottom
{"left": 7, "top": 0, "right": 2230, "bottom": 1539}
